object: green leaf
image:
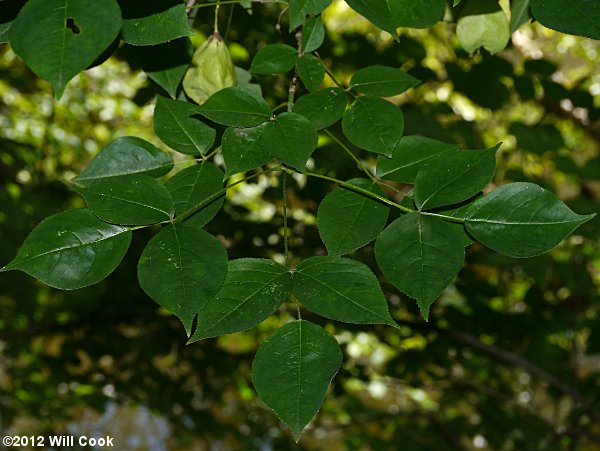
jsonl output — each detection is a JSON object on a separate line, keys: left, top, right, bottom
{"left": 464, "top": 183, "right": 595, "bottom": 258}
{"left": 457, "top": 0, "right": 510, "bottom": 55}
{"left": 530, "top": 0, "right": 600, "bottom": 39}
{"left": 375, "top": 213, "right": 465, "bottom": 319}
{"left": 154, "top": 96, "right": 216, "bottom": 155}
{"left": 197, "top": 87, "right": 272, "bottom": 127}
{"left": 119, "top": 0, "right": 193, "bottom": 46}
{"left": 252, "top": 320, "right": 342, "bottom": 441}
{"left": 74, "top": 137, "right": 173, "bottom": 185}
{"left": 389, "top": 0, "right": 446, "bottom": 28}
{"left": 317, "top": 178, "right": 390, "bottom": 256}
{"left": 302, "top": 16, "right": 325, "bottom": 53}
{"left": 510, "top": 0, "right": 531, "bottom": 33}
{"left": 376, "top": 136, "right": 458, "bottom": 183}
{"left": 0, "top": 1, "right": 26, "bottom": 44}
{"left": 297, "top": 54, "right": 325, "bottom": 92}
{"left": 413, "top": 145, "right": 499, "bottom": 210}
{"left": 2, "top": 209, "right": 131, "bottom": 290}
{"left": 165, "top": 163, "right": 225, "bottom": 227}
{"left": 509, "top": 122, "right": 564, "bottom": 154}
{"left": 289, "top": 0, "right": 331, "bottom": 30}
{"left": 342, "top": 96, "right": 404, "bottom": 157}
{"left": 263, "top": 112, "right": 318, "bottom": 171}
{"left": 138, "top": 223, "right": 228, "bottom": 335}
{"left": 293, "top": 87, "right": 349, "bottom": 130}
{"left": 9, "top": 0, "right": 122, "bottom": 98}
{"left": 344, "top": 0, "right": 397, "bottom": 37}
{"left": 134, "top": 38, "right": 193, "bottom": 99}
{"left": 189, "top": 258, "right": 292, "bottom": 342}
{"left": 294, "top": 256, "right": 396, "bottom": 326}
{"left": 76, "top": 174, "right": 175, "bottom": 226}
{"left": 250, "top": 44, "right": 298, "bottom": 74}
{"left": 221, "top": 124, "right": 272, "bottom": 177}
{"left": 349, "top": 66, "right": 420, "bottom": 97}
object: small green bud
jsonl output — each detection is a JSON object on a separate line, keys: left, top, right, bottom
{"left": 183, "top": 32, "right": 237, "bottom": 105}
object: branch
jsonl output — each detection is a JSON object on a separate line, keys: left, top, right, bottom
{"left": 185, "top": 0, "right": 197, "bottom": 14}
{"left": 445, "top": 329, "right": 600, "bottom": 423}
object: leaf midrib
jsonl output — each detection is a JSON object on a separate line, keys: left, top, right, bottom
{"left": 197, "top": 270, "right": 287, "bottom": 337}
{"left": 6, "top": 227, "right": 129, "bottom": 268}
{"left": 418, "top": 151, "right": 491, "bottom": 209}
{"left": 298, "top": 267, "right": 390, "bottom": 323}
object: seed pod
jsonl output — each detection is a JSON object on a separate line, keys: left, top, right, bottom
{"left": 183, "top": 32, "right": 237, "bottom": 105}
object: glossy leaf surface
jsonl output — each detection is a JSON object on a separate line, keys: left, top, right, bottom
{"left": 317, "top": 178, "right": 389, "bottom": 256}
{"left": 297, "top": 54, "right": 325, "bottom": 92}
{"left": 9, "top": 0, "right": 121, "bottom": 98}
{"left": 74, "top": 137, "right": 173, "bottom": 185}
{"left": 120, "top": 0, "right": 192, "bottom": 46}
{"left": 294, "top": 256, "right": 396, "bottom": 326}
{"left": 189, "top": 259, "right": 292, "bottom": 342}
{"left": 413, "top": 145, "right": 499, "bottom": 210}
{"left": 165, "top": 163, "right": 224, "bottom": 227}
{"left": 464, "top": 183, "right": 595, "bottom": 257}
{"left": 289, "top": 0, "right": 331, "bottom": 30}
{"left": 197, "top": 87, "right": 272, "bottom": 127}
{"left": 375, "top": 213, "right": 465, "bottom": 319}
{"left": 221, "top": 124, "right": 272, "bottom": 177}
{"left": 342, "top": 96, "right": 404, "bottom": 157}
{"left": 250, "top": 44, "right": 298, "bottom": 74}
{"left": 510, "top": 0, "right": 531, "bottom": 33}
{"left": 293, "top": 87, "right": 349, "bottom": 130}
{"left": 252, "top": 320, "right": 342, "bottom": 441}
{"left": 76, "top": 174, "right": 175, "bottom": 226}
{"left": 349, "top": 66, "right": 420, "bottom": 97}
{"left": 263, "top": 112, "right": 318, "bottom": 171}
{"left": 375, "top": 136, "right": 458, "bottom": 183}
{"left": 2, "top": 209, "right": 131, "bottom": 290}
{"left": 389, "top": 0, "right": 446, "bottom": 28}
{"left": 137, "top": 224, "right": 228, "bottom": 335}
{"left": 344, "top": 0, "right": 397, "bottom": 36}
{"left": 302, "top": 16, "right": 325, "bottom": 53}
{"left": 154, "top": 96, "right": 215, "bottom": 155}
{"left": 531, "top": 0, "right": 600, "bottom": 39}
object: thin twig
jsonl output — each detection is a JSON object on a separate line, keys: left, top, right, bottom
{"left": 185, "top": 0, "right": 197, "bottom": 14}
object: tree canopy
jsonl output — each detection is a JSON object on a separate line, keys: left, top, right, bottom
{"left": 1, "top": 0, "right": 600, "bottom": 449}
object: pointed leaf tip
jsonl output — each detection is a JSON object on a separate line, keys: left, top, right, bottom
{"left": 375, "top": 213, "right": 465, "bottom": 313}
{"left": 252, "top": 320, "right": 342, "bottom": 440}
{"left": 188, "top": 258, "right": 291, "bottom": 343}
{"left": 465, "top": 183, "right": 595, "bottom": 257}
{"left": 5, "top": 209, "right": 131, "bottom": 290}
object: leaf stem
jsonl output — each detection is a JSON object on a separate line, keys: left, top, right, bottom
{"left": 298, "top": 170, "right": 415, "bottom": 213}
{"left": 323, "top": 130, "right": 376, "bottom": 181}
{"left": 174, "top": 168, "right": 279, "bottom": 223}
{"left": 295, "top": 169, "right": 466, "bottom": 223}
{"left": 214, "top": 1, "right": 220, "bottom": 32}
{"left": 202, "top": 145, "right": 221, "bottom": 161}
{"left": 282, "top": 169, "right": 289, "bottom": 264}
{"left": 315, "top": 52, "right": 343, "bottom": 88}
{"left": 287, "top": 30, "right": 302, "bottom": 112}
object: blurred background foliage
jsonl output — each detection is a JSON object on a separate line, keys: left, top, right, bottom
{"left": 1, "top": 1, "right": 600, "bottom": 449}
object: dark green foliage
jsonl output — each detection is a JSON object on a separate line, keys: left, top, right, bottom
{"left": 9, "top": 0, "right": 121, "bottom": 97}
{"left": 252, "top": 320, "right": 342, "bottom": 441}
{"left": 1, "top": 0, "right": 598, "bottom": 445}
